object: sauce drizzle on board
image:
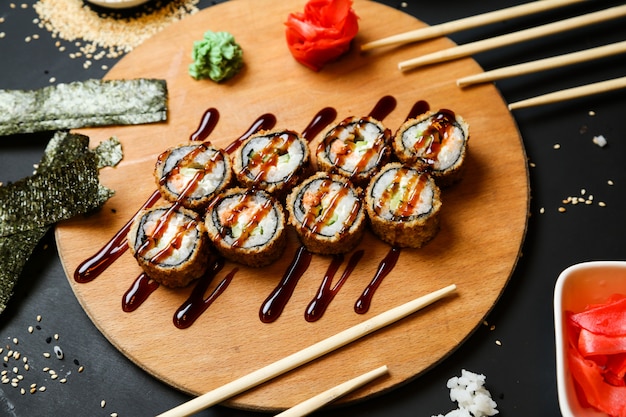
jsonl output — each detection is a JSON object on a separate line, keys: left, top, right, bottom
{"left": 74, "top": 98, "right": 441, "bottom": 326}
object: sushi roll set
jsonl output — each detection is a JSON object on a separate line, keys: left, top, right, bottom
{"left": 126, "top": 107, "right": 469, "bottom": 287}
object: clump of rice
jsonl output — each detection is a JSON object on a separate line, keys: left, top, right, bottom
{"left": 432, "top": 369, "right": 499, "bottom": 417}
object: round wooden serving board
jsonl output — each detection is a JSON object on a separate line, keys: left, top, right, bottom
{"left": 55, "top": 0, "right": 529, "bottom": 412}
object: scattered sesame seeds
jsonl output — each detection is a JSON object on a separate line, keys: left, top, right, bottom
{"left": 495, "top": 340, "right": 502, "bottom": 346}
{"left": 588, "top": 110, "right": 596, "bottom": 116}
{"left": 553, "top": 143, "right": 561, "bottom": 149}
{"left": 31, "top": 0, "right": 201, "bottom": 68}
{"left": 53, "top": 345, "right": 63, "bottom": 360}
{"left": 592, "top": 135, "right": 607, "bottom": 147}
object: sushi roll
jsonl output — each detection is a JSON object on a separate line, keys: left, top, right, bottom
{"left": 205, "top": 187, "right": 286, "bottom": 267}
{"left": 365, "top": 163, "right": 441, "bottom": 248}
{"left": 232, "top": 129, "right": 310, "bottom": 198}
{"left": 154, "top": 142, "right": 232, "bottom": 210}
{"left": 393, "top": 109, "right": 469, "bottom": 187}
{"left": 286, "top": 172, "right": 366, "bottom": 255}
{"left": 316, "top": 116, "right": 391, "bottom": 186}
{"left": 127, "top": 203, "right": 211, "bottom": 288}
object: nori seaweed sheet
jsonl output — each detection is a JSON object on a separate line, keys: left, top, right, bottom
{"left": 0, "top": 131, "right": 120, "bottom": 313}
{"left": 0, "top": 78, "right": 168, "bottom": 136}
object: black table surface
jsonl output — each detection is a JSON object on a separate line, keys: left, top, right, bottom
{"left": 1, "top": 1, "right": 625, "bottom": 416}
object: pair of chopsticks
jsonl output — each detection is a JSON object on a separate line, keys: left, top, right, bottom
{"left": 156, "top": 284, "right": 457, "bottom": 417}
{"left": 362, "top": 0, "right": 626, "bottom": 110}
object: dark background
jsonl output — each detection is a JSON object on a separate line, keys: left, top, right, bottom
{"left": 1, "top": 1, "right": 625, "bottom": 416}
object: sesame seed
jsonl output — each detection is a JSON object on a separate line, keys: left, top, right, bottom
{"left": 30, "top": 387, "right": 36, "bottom": 394}
{"left": 20, "top": 388, "right": 25, "bottom": 395}
{"left": 101, "top": 400, "right": 106, "bottom": 408}
{"left": 27, "top": 326, "right": 33, "bottom": 333}
{"left": 599, "top": 201, "right": 607, "bottom": 207}
{"left": 54, "top": 334, "right": 59, "bottom": 340}
{"left": 558, "top": 207, "right": 566, "bottom": 213}
{"left": 539, "top": 207, "right": 545, "bottom": 214}
{"left": 589, "top": 110, "right": 596, "bottom": 116}
{"left": 78, "top": 365, "right": 84, "bottom": 373}
{"left": 36, "top": 315, "right": 42, "bottom": 322}
{"left": 608, "top": 180, "right": 614, "bottom": 186}
{"left": 43, "top": 352, "right": 51, "bottom": 358}
{"left": 495, "top": 340, "right": 502, "bottom": 346}
{"left": 553, "top": 144, "right": 561, "bottom": 149}
{"left": 43, "top": 367, "right": 49, "bottom": 372}
{"left": 39, "top": 386, "right": 46, "bottom": 392}
{"left": 59, "top": 378, "right": 67, "bottom": 384}
{"left": 53, "top": 346, "right": 63, "bottom": 360}
{"left": 111, "top": 413, "right": 118, "bottom": 417}
{"left": 24, "top": 364, "right": 29, "bottom": 371}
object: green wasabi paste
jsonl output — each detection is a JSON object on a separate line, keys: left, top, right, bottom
{"left": 189, "top": 31, "right": 243, "bottom": 82}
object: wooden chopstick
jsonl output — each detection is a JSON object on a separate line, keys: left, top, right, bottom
{"left": 360, "top": 0, "right": 585, "bottom": 52}
{"left": 457, "top": 40, "right": 626, "bottom": 87}
{"left": 508, "top": 75, "right": 626, "bottom": 110}
{"left": 156, "top": 284, "right": 457, "bottom": 417}
{"left": 398, "top": 4, "right": 626, "bottom": 72}
{"left": 274, "top": 365, "right": 389, "bottom": 417}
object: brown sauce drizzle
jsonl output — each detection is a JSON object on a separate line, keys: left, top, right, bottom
{"left": 260, "top": 245, "right": 312, "bottom": 323}
{"left": 224, "top": 113, "right": 277, "bottom": 154}
{"left": 355, "top": 246, "right": 401, "bottom": 314}
{"left": 189, "top": 108, "right": 219, "bottom": 142}
{"left": 305, "top": 249, "right": 364, "bottom": 322}
{"left": 413, "top": 108, "right": 457, "bottom": 163}
{"left": 406, "top": 100, "right": 430, "bottom": 120}
{"left": 351, "top": 99, "right": 431, "bottom": 314}
{"left": 368, "top": 95, "right": 396, "bottom": 121}
{"left": 74, "top": 189, "right": 162, "bottom": 283}
{"left": 122, "top": 273, "right": 159, "bottom": 312}
{"left": 302, "top": 107, "right": 337, "bottom": 140}
{"left": 173, "top": 258, "right": 237, "bottom": 329}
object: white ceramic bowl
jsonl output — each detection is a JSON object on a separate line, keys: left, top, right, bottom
{"left": 554, "top": 261, "right": 626, "bottom": 417}
{"left": 86, "top": 0, "right": 150, "bottom": 9}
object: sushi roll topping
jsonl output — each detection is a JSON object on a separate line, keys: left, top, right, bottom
{"left": 210, "top": 190, "right": 278, "bottom": 249}
{"left": 374, "top": 167, "right": 432, "bottom": 221}
{"left": 157, "top": 142, "right": 228, "bottom": 201}
{"left": 407, "top": 109, "right": 463, "bottom": 166}
{"left": 135, "top": 205, "right": 201, "bottom": 265}
{"left": 319, "top": 117, "right": 389, "bottom": 179}
{"left": 300, "top": 177, "right": 361, "bottom": 237}
{"left": 240, "top": 130, "right": 303, "bottom": 184}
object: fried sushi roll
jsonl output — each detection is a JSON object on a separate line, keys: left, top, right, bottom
{"left": 286, "top": 172, "right": 366, "bottom": 255}
{"left": 316, "top": 116, "right": 391, "bottom": 186}
{"left": 365, "top": 163, "right": 442, "bottom": 248}
{"left": 205, "top": 187, "right": 286, "bottom": 267}
{"left": 127, "top": 203, "right": 210, "bottom": 288}
{"left": 154, "top": 142, "right": 232, "bottom": 210}
{"left": 232, "top": 129, "right": 310, "bottom": 198}
{"left": 393, "top": 109, "right": 469, "bottom": 187}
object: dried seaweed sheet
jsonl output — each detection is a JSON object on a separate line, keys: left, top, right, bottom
{"left": 0, "top": 131, "right": 120, "bottom": 313}
{"left": 0, "top": 78, "right": 167, "bottom": 136}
